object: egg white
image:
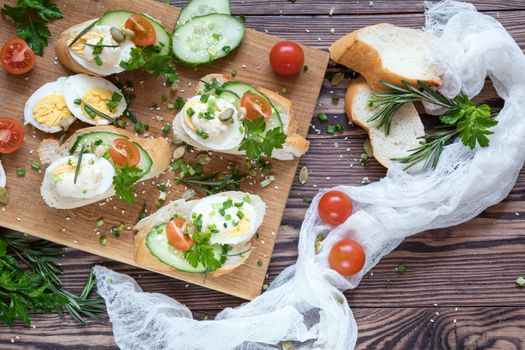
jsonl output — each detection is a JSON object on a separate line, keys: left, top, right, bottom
{"left": 191, "top": 195, "right": 258, "bottom": 245}
{"left": 24, "top": 77, "right": 75, "bottom": 133}
{"left": 0, "top": 161, "right": 6, "bottom": 188}
{"left": 63, "top": 74, "right": 127, "bottom": 126}
{"left": 179, "top": 95, "right": 245, "bottom": 151}
{"left": 68, "top": 24, "right": 135, "bottom": 76}
{"left": 45, "top": 154, "right": 115, "bottom": 199}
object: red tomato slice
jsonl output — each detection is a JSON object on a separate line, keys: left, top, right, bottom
{"left": 318, "top": 190, "right": 353, "bottom": 225}
{"left": 0, "top": 117, "right": 25, "bottom": 154}
{"left": 269, "top": 41, "right": 305, "bottom": 76}
{"left": 0, "top": 39, "right": 36, "bottom": 75}
{"left": 166, "top": 217, "right": 194, "bottom": 251}
{"left": 328, "top": 239, "right": 365, "bottom": 276}
{"left": 125, "top": 14, "right": 156, "bottom": 47}
{"left": 109, "top": 139, "right": 141, "bottom": 167}
{"left": 241, "top": 93, "right": 272, "bottom": 121}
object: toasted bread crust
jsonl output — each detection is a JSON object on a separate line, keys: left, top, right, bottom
{"left": 55, "top": 20, "right": 105, "bottom": 76}
{"left": 329, "top": 25, "right": 442, "bottom": 92}
{"left": 344, "top": 77, "right": 371, "bottom": 131}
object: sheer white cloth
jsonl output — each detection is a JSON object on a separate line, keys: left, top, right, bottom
{"left": 93, "top": 2, "right": 525, "bottom": 349}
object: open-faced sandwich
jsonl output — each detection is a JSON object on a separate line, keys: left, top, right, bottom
{"left": 56, "top": 10, "right": 171, "bottom": 76}
{"left": 173, "top": 74, "right": 309, "bottom": 160}
{"left": 38, "top": 126, "right": 170, "bottom": 209}
{"left": 134, "top": 191, "right": 265, "bottom": 276}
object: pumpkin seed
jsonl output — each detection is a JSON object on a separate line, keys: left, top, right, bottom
{"left": 195, "top": 153, "right": 211, "bottom": 165}
{"left": 332, "top": 291, "right": 346, "bottom": 305}
{"left": 122, "top": 28, "right": 136, "bottom": 39}
{"left": 0, "top": 187, "right": 8, "bottom": 205}
{"left": 110, "top": 27, "right": 125, "bottom": 43}
{"left": 59, "top": 117, "right": 71, "bottom": 131}
{"left": 330, "top": 72, "right": 345, "bottom": 86}
{"left": 364, "top": 138, "right": 374, "bottom": 158}
{"left": 182, "top": 188, "right": 195, "bottom": 200}
{"left": 173, "top": 145, "right": 186, "bottom": 160}
{"left": 219, "top": 108, "right": 234, "bottom": 122}
{"left": 299, "top": 166, "right": 308, "bottom": 184}
{"left": 281, "top": 341, "right": 295, "bottom": 350}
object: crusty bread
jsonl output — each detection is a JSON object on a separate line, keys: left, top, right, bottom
{"left": 345, "top": 77, "right": 424, "bottom": 168}
{"left": 174, "top": 74, "right": 309, "bottom": 160}
{"left": 39, "top": 126, "right": 171, "bottom": 209}
{"left": 55, "top": 20, "right": 105, "bottom": 76}
{"left": 330, "top": 23, "right": 442, "bottom": 92}
{"left": 134, "top": 191, "right": 265, "bottom": 276}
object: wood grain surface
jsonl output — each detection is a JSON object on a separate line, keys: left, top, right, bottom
{"left": 0, "top": 0, "right": 329, "bottom": 300}
{"left": 1, "top": 1, "right": 525, "bottom": 349}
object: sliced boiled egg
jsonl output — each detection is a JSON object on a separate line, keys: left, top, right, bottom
{"left": 191, "top": 195, "right": 258, "bottom": 245}
{"left": 68, "top": 24, "right": 135, "bottom": 76}
{"left": 0, "top": 161, "right": 6, "bottom": 188}
{"left": 63, "top": 74, "right": 127, "bottom": 126}
{"left": 45, "top": 154, "right": 115, "bottom": 199}
{"left": 24, "top": 77, "right": 75, "bottom": 133}
{"left": 179, "top": 95, "right": 245, "bottom": 151}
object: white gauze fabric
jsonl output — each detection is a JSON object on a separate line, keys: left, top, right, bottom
{"left": 93, "top": 1, "right": 525, "bottom": 349}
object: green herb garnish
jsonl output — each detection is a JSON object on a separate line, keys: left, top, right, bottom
{"left": 239, "top": 117, "right": 286, "bottom": 160}
{"left": 120, "top": 45, "right": 178, "bottom": 83}
{"left": 112, "top": 164, "right": 143, "bottom": 204}
{"left": 318, "top": 112, "right": 328, "bottom": 122}
{"left": 73, "top": 144, "right": 86, "bottom": 184}
{"left": 16, "top": 167, "right": 26, "bottom": 177}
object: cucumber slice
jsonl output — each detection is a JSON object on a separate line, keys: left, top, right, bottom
{"left": 69, "top": 132, "right": 153, "bottom": 175}
{"left": 172, "top": 14, "right": 244, "bottom": 66}
{"left": 97, "top": 10, "right": 171, "bottom": 56}
{"left": 176, "top": 0, "right": 231, "bottom": 28}
{"left": 146, "top": 224, "right": 225, "bottom": 273}
{"left": 220, "top": 81, "right": 284, "bottom": 130}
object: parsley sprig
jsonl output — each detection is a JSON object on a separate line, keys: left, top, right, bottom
{"left": 183, "top": 232, "right": 231, "bottom": 272}
{"left": 119, "top": 45, "right": 178, "bottom": 84}
{"left": 112, "top": 164, "right": 143, "bottom": 204}
{"left": 368, "top": 80, "right": 497, "bottom": 170}
{"left": 2, "top": 0, "right": 63, "bottom": 56}
{"left": 239, "top": 117, "right": 287, "bottom": 160}
{"left": 0, "top": 234, "right": 105, "bottom": 327}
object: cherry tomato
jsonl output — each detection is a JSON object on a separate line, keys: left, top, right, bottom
{"left": 241, "top": 93, "right": 272, "bottom": 121}
{"left": 166, "top": 217, "right": 194, "bottom": 251}
{"left": 269, "top": 41, "right": 305, "bottom": 76}
{"left": 0, "top": 39, "right": 36, "bottom": 75}
{"left": 329, "top": 239, "right": 365, "bottom": 276}
{"left": 318, "top": 190, "right": 353, "bottom": 225}
{"left": 125, "top": 14, "right": 156, "bottom": 47}
{"left": 0, "top": 117, "right": 24, "bottom": 154}
{"left": 109, "top": 139, "right": 141, "bottom": 167}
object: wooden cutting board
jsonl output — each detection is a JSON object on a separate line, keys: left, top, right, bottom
{"left": 0, "top": 0, "right": 329, "bottom": 300}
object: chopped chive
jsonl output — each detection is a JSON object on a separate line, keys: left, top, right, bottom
{"left": 134, "top": 122, "right": 144, "bottom": 133}
{"left": 331, "top": 96, "right": 340, "bottom": 104}
{"left": 117, "top": 118, "right": 126, "bottom": 128}
{"left": 112, "top": 92, "right": 123, "bottom": 102}
{"left": 174, "top": 96, "right": 185, "bottom": 109}
{"left": 187, "top": 107, "right": 195, "bottom": 117}
{"left": 239, "top": 14, "right": 246, "bottom": 22}
{"left": 69, "top": 20, "right": 97, "bottom": 47}
{"left": 74, "top": 144, "right": 86, "bottom": 184}
{"left": 31, "top": 161, "right": 41, "bottom": 170}
{"left": 162, "top": 123, "right": 171, "bottom": 133}
{"left": 231, "top": 68, "right": 237, "bottom": 77}
{"left": 96, "top": 218, "right": 104, "bottom": 226}
{"left": 303, "top": 65, "right": 309, "bottom": 73}
{"left": 74, "top": 98, "right": 82, "bottom": 105}
{"left": 98, "top": 235, "right": 107, "bottom": 245}
{"left": 396, "top": 263, "right": 407, "bottom": 274}
{"left": 281, "top": 87, "right": 288, "bottom": 95}
{"left": 318, "top": 112, "right": 328, "bottom": 122}
{"left": 326, "top": 125, "right": 336, "bottom": 135}
{"left": 200, "top": 94, "right": 210, "bottom": 103}
{"left": 16, "top": 167, "right": 25, "bottom": 177}
{"left": 303, "top": 196, "right": 312, "bottom": 204}
{"left": 334, "top": 123, "right": 344, "bottom": 133}
{"left": 222, "top": 45, "right": 231, "bottom": 53}
{"left": 212, "top": 33, "right": 221, "bottom": 41}
{"left": 94, "top": 55, "right": 103, "bottom": 66}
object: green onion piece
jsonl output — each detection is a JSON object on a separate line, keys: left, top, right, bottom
{"left": 74, "top": 98, "right": 82, "bottom": 105}
{"left": 117, "top": 118, "right": 126, "bottom": 128}
{"left": 162, "top": 123, "right": 171, "bottom": 133}
{"left": 318, "top": 112, "right": 328, "bottom": 122}
{"left": 98, "top": 236, "right": 107, "bottom": 245}
{"left": 174, "top": 97, "right": 185, "bottom": 109}
{"left": 326, "top": 125, "right": 335, "bottom": 135}
{"left": 31, "top": 161, "right": 41, "bottom": 170}
{"left": 303, "top": 196, "right": 313, "bottom": 204}
{"left": 303, "top": 65, "right": 309, "bottom": 73}
{"left": 16, "top": 167, "right": 26, "bottom": 177}
{"left": 96, "top": 218, "right": 104, "bottom": 226}
{"left": 167, "top": 103, "right": 175, "bottom": 110}
{"left": 187, "top": 107, "right": 195, "bottom": 116}
{"left": 334, "top": 123, "right": 344, "bottom": 133}
{"left": 134, "top": 122, "right": 144, "bottom": 133}
{"left": 200, "top": 94, "right": 210, "bottom": 103}
{"left": 516, "top": 276, "right": 525, "bottom": 287}
{"left": 94, "top": 55, "right": 103, "bottom": 66}
{"left": 331, "top": 96, "right": 340, "bottom": 104}
{"left": 83, "top": 101, "right": 115, "bottom": 123}
{"left": 396, "top": 263, "right": 407, "bottom": 274}
{"left": 231, "top": 68, "right": 237, "bottom": 77}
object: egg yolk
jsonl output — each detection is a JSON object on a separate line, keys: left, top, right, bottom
{"left": 70, "top": 30, "right": 103, "bottom": 57}
{"left": 221, "top": 211, "right": 251, "bottom": 238}
{"left": 82, "top": 88, "right": 114, "bottom": 120}
{"left": 32, "top": 94, "right": 71, "bottom": 127}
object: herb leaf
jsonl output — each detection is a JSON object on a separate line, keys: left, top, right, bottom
{"left": 1, "top": 0, "right": 64, "bottom": 56}
{"left": 120, "top": 46, "right": 178, "bottom": 83}
{"left": 182, "top": 233, "right": 229, "bottom": 271}
{"left": 238, "top": 117, "right": 286, "bottom": 160}
{"left": 112, "top": 164, "right": 143, "bottom": 204}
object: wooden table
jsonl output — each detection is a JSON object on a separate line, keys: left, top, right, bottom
{"left": 1, "top": 1, "right": 525, "bottom": 349}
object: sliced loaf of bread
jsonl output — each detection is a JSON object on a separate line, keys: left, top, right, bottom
{"left": 330, "top": 23, "right": 442, "bottom": 92}
{"left": 345, "top": 77, "right": 425, "bottom": 168}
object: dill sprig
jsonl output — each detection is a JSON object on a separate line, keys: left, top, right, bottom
{"left": 4, "top": 233, "right": 106, "bottom": 325}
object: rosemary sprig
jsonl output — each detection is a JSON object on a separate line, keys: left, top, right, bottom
{"left": 179, "top": 171, "right": 247, "bottom": 195}
{"left": 4, "top": 233, "right": 106, "bottom": 325}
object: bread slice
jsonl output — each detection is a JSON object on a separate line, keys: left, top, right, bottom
{"left": 39, "top": 125, "right": 171, "bottom": 209}
{"left": 346, "top": 77, "right": 424, "bottom": 168}
{"left": 134, "top": 191, "right": 265, "bottom": 277}
{"left": 330, "top": 23, "right": 442, "bottom": 92}
{"left": 55, "top": 20, "right": 106, "bottom": 76}
{"left": 173, "top": 74, "right": 309, "bottom": 160}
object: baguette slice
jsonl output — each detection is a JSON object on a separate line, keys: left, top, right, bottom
{"left": 330, "top": 23, "right": 442, "bottom": 92}
{"left": 346, "top": 77, "right": 424, "bottom": 168}
{"left": 134, "top": 191, "right": 266, "bottom": 277}
{"left": 173, "top": 74, "right": 309, "bottom": 160}
{"left": 39, "top": 126, "right": 171, "bottom": 209}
